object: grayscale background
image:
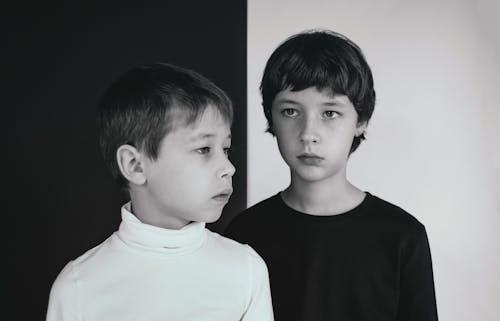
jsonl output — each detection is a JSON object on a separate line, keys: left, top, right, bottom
{"left": 5, "top": 0, "right": 500, "bottom": 320}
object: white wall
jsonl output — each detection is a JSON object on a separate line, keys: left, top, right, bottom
{"left": 247, "top": 0, "right": 500, "bottom": 320}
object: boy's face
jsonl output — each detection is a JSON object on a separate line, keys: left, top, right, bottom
{"left": 271, "top": 87, "right": 366, "bottom": 184}
{"left": 141, "top": 105, "right": 235, "bottom": 228}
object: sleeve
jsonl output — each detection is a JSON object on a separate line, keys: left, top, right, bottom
{"left": 241, "top": 245, "right": 275, "bottom": 321}
{"left": 396, "top": 225, "right": 438, "bottom": 321}
{"left": 46, "top": 262, "right": 82, "bottom": 321}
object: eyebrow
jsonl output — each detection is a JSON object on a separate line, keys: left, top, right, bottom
{"left": 189, "top": 133, "right": 231, "bottom": 142}
{"left": 321, "top": 101, "right": 347, "bottom": 108}
{"left": 274, "top": 99, "right": 300, "bottom": 105}
{"left": 275, "top": 98, "right": 347, "bottom": 107}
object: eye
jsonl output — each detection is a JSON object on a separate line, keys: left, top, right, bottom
{"left": 196, "top": 147, "right": 211, "bottom": 155}
{"left": 323, "top": 110, "right": 340, "bottom": 119}
{"left": 223, "top": 147, "right": 231, "bottom": 156}
{"left": 281, "top": 108, "right": 299, "bottom": 117}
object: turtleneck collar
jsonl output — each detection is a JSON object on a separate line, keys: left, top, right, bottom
{"left": 116, "top": 202, "right": 207, "bottom": 255}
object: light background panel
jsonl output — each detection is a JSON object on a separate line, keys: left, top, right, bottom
{"left": 247, "top": 0, "right": 500, "bottom": 320}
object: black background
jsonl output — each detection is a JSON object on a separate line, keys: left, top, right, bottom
{"left": 5, "top": 1, "right": 246, "bottom": 319}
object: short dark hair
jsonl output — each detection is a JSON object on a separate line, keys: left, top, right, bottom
{"left": 260, "top": 29, "right": 376, "bottom": 153}
{"left": 98, "top": 63, "right": 233, "bottom": 189}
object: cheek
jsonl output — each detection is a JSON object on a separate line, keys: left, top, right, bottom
{"left": 162, "top": 169, "right": 208, "bottom": 205}
{"left": 326, "top": 128, "right": 356, "bottom": 156}
{"left": 275, "top": 131, "right": 294, "bottom": 151}
{"left": 174, "top": 164, "right": 207, "bottom": 186}
{"left": 275, "top": 135, "right": 298, "bottom": 163}
{"left": 151, "top": 159, "right": 202, "bottom": 190}
{"left": 336, "top": 123, "right": 359, "bottom": 140}
{"left": 274, "top": 121, "right": 296, "bottom": 141}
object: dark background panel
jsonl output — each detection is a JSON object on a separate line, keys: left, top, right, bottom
{"left": 4, "top": 1, "right": 246, "bottom": 319}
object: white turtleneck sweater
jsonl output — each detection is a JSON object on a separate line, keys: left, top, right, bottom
{"left": 46, "top": 204, "right": 274, "bottom": 321}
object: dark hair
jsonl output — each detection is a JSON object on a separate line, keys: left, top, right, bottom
{"left": 98, "top": 63, "right": 233, "bottom": 189}
{"left": 260, "top": 29, "right": 376, "bottom": 153}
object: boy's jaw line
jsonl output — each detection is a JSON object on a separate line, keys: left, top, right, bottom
{"left": 284, "top": 167, "right": 359, "bottom": 215}
{"left": 130, "top": 202, "right": 192, "bottom": 230}
{"left": 129, "top": 190, "right": 228, "bottom": 230}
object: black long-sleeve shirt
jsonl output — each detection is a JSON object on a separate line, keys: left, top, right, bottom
{"left": 225, "top": 192, "right": 438, "bottom": 321}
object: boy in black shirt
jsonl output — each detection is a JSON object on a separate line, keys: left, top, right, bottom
{"left": 225, "top": 30, "right": 438, "bottom": 321}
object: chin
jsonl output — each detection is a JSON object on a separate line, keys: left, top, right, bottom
{"left": 293, "top": 167, "right": 329, "bottom": 182}
{"left": 200, "top": 210, "right": 223, "bottom": 224}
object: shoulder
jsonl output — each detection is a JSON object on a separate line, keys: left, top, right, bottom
{"left": 52, "top": 236, "right": 115, "bottom": 288}
{"left": 245, "top": 193, "right": 282, "bottom": 214}
{"left": 241, "top": 193, "right": 282, "bottom": 220}
{"left": 49, "top": 259, "right": 78, "bottom": 300}
{"left": 364, "top": 193, "right": 426, "bottom": 235}
{"left": 46, "top": 259, "right": 81, "bottom": 320}
{"left": 206, "top": 230, "right": 263, "bottom": 261}
{"left": 204, "top": 232, "right": 272, "bottom": 319}
{"left": 205, "top": 231, "right": 269, "bottom": 277}
{"left": 206, "top": 231, "right": 267, "bottom": 266}
{"left": 47, "top": 239, "right": 106, "bottom": 308}
{"left": 226, "top": 193, "right": 281, "bottom": 231}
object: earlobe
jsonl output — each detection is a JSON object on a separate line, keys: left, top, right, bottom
{"left": 355, "top": 121, "right": 368, "bottom": 137}
{"left": 116, "top": 144, "right": 147, "bottom": 186}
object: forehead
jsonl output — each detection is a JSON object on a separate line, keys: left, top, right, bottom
{"left": 168, "top": 105, "right": 231, "bottom": 140}
{"left": 273, "top": 86, "right": 351, "bottom": 106}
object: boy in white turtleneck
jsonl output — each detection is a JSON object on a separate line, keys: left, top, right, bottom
{"left": 46, "top": 63, "right": 274, "bottom": 321}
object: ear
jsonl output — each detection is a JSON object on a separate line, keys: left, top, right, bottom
{"left": 116, "top": 144, "right": 147, "bottom": 186}
{"left": 355, "top": 120, "right": 368, "bottom": 137}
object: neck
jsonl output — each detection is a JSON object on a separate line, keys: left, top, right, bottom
{"left": 129, "top": 190, "right": 191, "bottom": 230}
{"left": 118, "top": 203, "right": 206, "bottom": 255}
{"left": 283, "top": 168, "right": 365, "bottom": 215}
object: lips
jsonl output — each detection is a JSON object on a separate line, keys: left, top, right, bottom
{"left": 297, "top": 153, "right": 324, "bottom": 165}
{"left": 212, "top": 188, "right": 233, "bottom": 202}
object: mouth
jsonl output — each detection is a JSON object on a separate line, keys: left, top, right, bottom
{"left": 212, "top": 189, "right": 233, "bottom": 202}
{"left": 297, "top": 153, "right": 324, "bottom": 165}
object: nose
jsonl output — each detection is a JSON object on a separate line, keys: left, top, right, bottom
{"left": 299, "top": 115, "right": 320, "bottom": 144}
{"left": 217, "top": 156, "right": 236, "bottom": 179}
